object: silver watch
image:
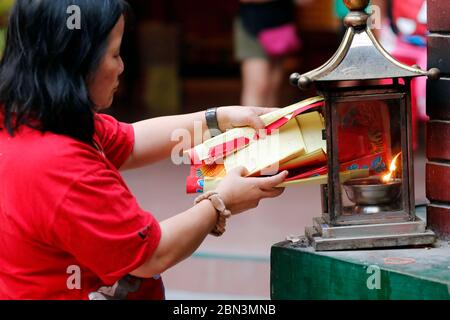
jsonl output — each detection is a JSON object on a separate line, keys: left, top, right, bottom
{"left": 205, "top": 107, "right": 222, "bottom": 137}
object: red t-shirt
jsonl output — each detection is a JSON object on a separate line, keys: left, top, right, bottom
{"left": 0, "top": 113, "right": 164, "bottom": 300}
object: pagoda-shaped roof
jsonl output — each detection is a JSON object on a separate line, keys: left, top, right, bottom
{"left": 290, "top": 0, "right": 440, "bottom": 89}
{"left": 305, "top": 27, "right": 427, "bottom": 82}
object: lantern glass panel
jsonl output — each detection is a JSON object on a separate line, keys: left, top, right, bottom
{"left": 334, "top": 96, "right": 407, "bottom": 220}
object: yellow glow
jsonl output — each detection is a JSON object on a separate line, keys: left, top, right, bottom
{"left": 382, "top": 152, "right": 401, "bottom": 182}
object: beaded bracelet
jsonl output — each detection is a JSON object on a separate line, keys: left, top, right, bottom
{"left": 194, "top": 191, "right": 231, "bottom": 237}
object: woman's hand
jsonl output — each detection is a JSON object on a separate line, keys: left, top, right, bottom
{"left": 132, "top": 166, "right": 287, "bottom": 279}
{"left": 216, "top": 106, "right": 277, "bottom": 132}
{"left": 216, "top": 166, "right": 288, "bottom": 215}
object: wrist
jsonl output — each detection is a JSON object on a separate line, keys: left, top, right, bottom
{"left": 215, "top": 187, "right": 232, "bottom": 210}
{"left": 194, "top": 191, "right": 232, "bottom": 237}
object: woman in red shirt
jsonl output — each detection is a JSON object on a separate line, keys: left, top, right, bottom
{"left": 0, "top": 0, "right": 287, "bottom": 300}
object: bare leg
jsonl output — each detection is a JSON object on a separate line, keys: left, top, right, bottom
{"left": 241, "top": 58, "right": 273, "bottom": 107}
{"left": 267, "top": 58, "right": 284, "bottom": 107}
{"left": 241, "top": 57, "right": 285, "bottom": 107}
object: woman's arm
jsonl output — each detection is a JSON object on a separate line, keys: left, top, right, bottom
{"left": 120, "top": 106, "right": 274, "bottom": 170}
{"left": 130, "top": 199, "right": 218, "bottom": 278}
{"left": 120, "top": 110, "right": 208, "bottom": 170}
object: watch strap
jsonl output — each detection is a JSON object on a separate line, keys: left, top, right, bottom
{"left": 205, "top": 107, "right": 221, "bottom": 137}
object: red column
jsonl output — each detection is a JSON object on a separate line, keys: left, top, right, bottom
{"left": 426, "top": 0, "right": 450, "bottom": 239}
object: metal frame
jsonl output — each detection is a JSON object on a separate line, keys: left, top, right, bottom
{"left": 291, "top": 0, "right": 439, "bottom": 250}
{"left": 319, "top": 84, "right": 415, "bottom": 226}
{"left": 303, "top": 83, "right": 436, "bottom": 250}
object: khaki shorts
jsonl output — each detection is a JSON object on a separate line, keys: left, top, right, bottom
{"left": 233, "top": 18, "right": 268, "bottom": 61}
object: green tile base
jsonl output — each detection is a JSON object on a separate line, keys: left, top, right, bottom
{"left": 271, "top": 240, "right": 450, "bottom": 300}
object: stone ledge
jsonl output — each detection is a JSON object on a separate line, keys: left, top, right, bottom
{"left": 271, "top": 240, "right": 450, "bottom": 300}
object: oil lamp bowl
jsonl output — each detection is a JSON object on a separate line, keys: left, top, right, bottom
{"left": 343, "top": 177, "right": 402, "bottom": 206}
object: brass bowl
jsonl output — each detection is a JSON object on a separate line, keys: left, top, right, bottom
{"left": 343, "top": 177, "right": 402, "bottom": 206}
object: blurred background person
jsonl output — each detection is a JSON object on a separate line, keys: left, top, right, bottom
{"left": 234, "top": 0, "right": 311, "bottom": 107}
{"left": 387, "top": 0, "right": 427, "bottom": 121}
{"left": 332, "top": 0, "right": 426, "bottom": 149}
{"left": 377, "top": 0, "right": 427, "bottom": 149}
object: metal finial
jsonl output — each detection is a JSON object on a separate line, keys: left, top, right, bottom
{"left": 289, "top": 73, "right": 312, "bottom": 90}
{"left": 427, "top": 68, "right": 441, "bottom": 80}
{"left": 344, "top": 0, "right": 370, "bottom": 11}
{"left": 298, "top": 76, "right": 313, "bottom": 90}
{"left": 289, "top": 73, "right": 301, "bottom": 87}
{"left": 343, "top": 0, "right": 370, "bottom": 28}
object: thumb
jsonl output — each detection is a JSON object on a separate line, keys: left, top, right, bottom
{"left": 259, "top": 171, "right": 289, "bottom": 190}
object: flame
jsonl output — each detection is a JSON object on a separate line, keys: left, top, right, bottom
{"left": 382, "top": 152, "right": 401, "bottom": 182}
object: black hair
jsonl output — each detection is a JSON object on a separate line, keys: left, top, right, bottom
{"left": 0, "top": 0, "right": 128, "bottom": 143}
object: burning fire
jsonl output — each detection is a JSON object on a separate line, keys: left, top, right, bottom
{"left": 382, "top": 152, "right": 401, "bottom": 182}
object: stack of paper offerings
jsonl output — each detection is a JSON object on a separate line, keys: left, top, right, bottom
{"left": 185, "top": 97, "right": 389, "bottom": 194}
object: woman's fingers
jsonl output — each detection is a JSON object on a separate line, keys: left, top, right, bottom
{"left": 263, "top": 107, "right": 281, "bottom": 114}
{"left": 249, "top": 106, "right": 279, "bottom": 116}
{"left": 218, "top": 106, "right": 279, "bottom": 132}
{"left": 217, "top": 167, "right": 287, "bottom": 214}
{"left": 246, "top": 112, "right": 266, "bottom": 130}
{"left": 258, "top": 171, "right": 289, "bottom": 190}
